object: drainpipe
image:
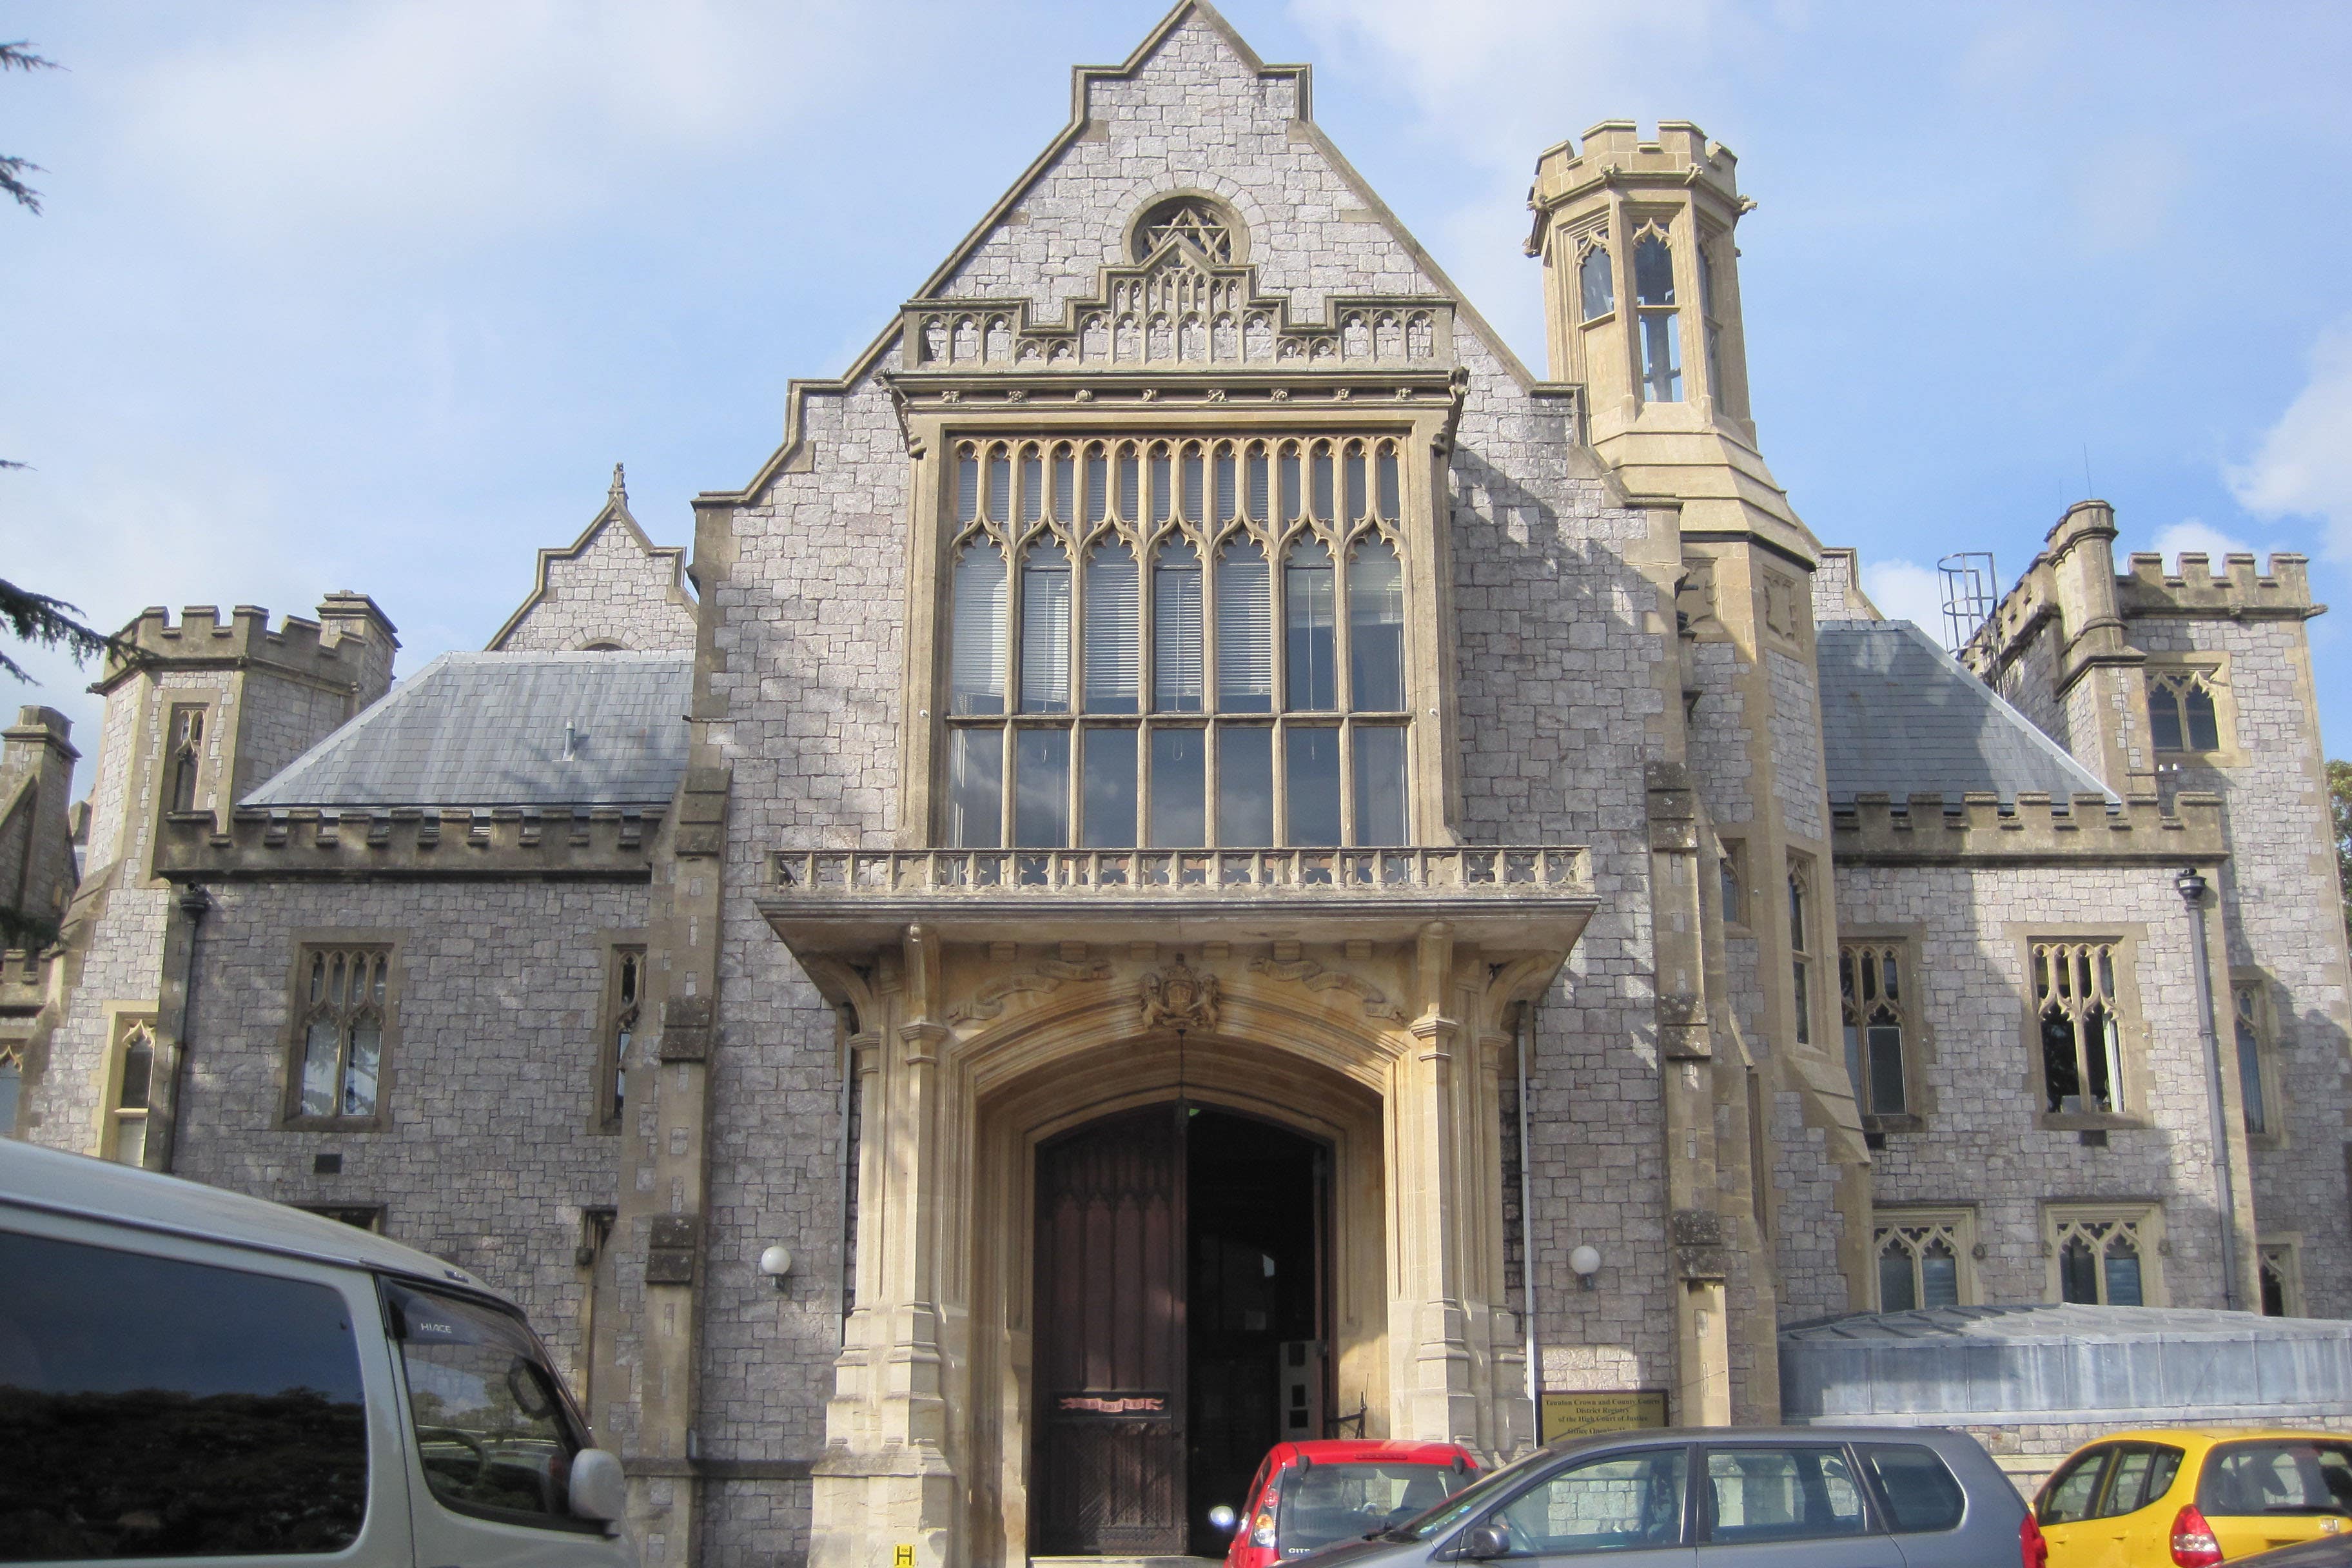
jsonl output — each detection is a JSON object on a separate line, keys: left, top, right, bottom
{"left": 2177, "top": 867, "right": 2240, "bottom": 1311}
{"left": 1514, "top": 1002, "right": 1541, "bottom": 1433}
{"left": 152, "top": 883, "right": 210, "bottom": 1173}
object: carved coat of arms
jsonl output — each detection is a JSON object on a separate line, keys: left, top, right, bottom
{"left": 1139, "top": 954, "right": 1219, "bottom": 1034}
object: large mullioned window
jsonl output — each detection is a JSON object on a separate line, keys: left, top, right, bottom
{"left": 944, "top": 434, "right": 1412, "bottom": 849}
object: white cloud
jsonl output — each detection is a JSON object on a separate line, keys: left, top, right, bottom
{"left": 2228, "top": 320, "right": 2352, "bottom": 561}
{"left": 1860, "top": 558, "right": 1947, "bottom": 634}
{"left": 104, "top": 0, "right": 887, "bottom": 250}
{"left": 2148, "top": 517, "right": 2253, "bottom": 562}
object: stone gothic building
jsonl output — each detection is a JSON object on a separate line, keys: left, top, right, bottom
{"left": 5, "top": 6, "right": 2349, "bottom": 1565}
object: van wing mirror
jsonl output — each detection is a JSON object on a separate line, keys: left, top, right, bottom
{"left": 569, "top": 1447, "right": 628, "bottom": 1524}
{"left": 1460, "top": 1523, "right": 1509, "bottom": 1560}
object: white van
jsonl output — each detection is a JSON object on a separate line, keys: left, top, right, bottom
{"left": 0, "top": 1138, "right": 636, "bottom": 1567}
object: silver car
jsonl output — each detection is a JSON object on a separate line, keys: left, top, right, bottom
{"left": 1286, "top": 1426, "right": 2028, "bottom": 1568}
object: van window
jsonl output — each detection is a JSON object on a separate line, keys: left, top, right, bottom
{"left": 383, "top": 1280, "right": 586, "bottom": 1528}
{"left": 0, "top": 1229, "right": 368, "bottom": 1559}
{"left": 1856, "top": 1443, "right": 1966, "bottom": 1533}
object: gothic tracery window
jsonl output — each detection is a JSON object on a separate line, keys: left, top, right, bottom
{"left": 2233, "top": 981, "right": 2271, "bottom": 1138}
{"left": 1576, "top": 230, "right": 1614, "bottom": 322}
{"left": 295, "top": 946, "right": 389, "bottom": 1121}
{"left": 1133, "top": 196, "right": 1236, "bottom": 263}
{"left": 1874, "top": 1211, "right": 1972, "bottom": 1311}
{"left": 109, "top": 1019, "right": 155, "bottom": 1166}
{"left": 2049, "top": 1207, "right": 2157, "bottom": 1306}
{"left": 2035, "top": 939, "right": 2128, "bottom": 1116}
{"left": 1841, "top": 941, "right": 1910, "bottom": 1117}
{"left": 943, "top": 434, "right": 1411, "bottom": 850}
{"left": 2148, "top": 668, "right": 2224, "bottom": 753}
{"left": 167, "top": 705, "right": 206, "bottom": 815}
{"left": 1632, "top": 222, "right": 1682, "bottom": 404}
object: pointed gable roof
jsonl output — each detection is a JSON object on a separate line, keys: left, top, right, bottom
{"left": 489, "top": 465, "right": 697, "bottom": 652}
{"left": 698, "top": 0, "right": 1538, "bottom": 509}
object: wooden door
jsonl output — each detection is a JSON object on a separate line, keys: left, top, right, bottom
{"left": 1034, "top": 1104, "right": 1186, "bottom": 1555}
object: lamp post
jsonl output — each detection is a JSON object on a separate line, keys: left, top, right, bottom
{"left": 2177, "top": 867, "right": 2241, "bottom": 1311}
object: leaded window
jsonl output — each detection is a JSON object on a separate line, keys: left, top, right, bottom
{"left": 296, "top": 946, "right": 388, "bottom": 1121}
{"left": 1577, "top": 230, "right": 1614, "bottom": 322}
{"left": 108, "top": 1019, "right": 155, "bottom": 1166}
{"left": 1632, "top": 222, "right": 1681, "bottom": 404}
{"left": 1841, "top": 942, "right": 1910, "bottom": 1117}
{"left": 942, "top": 435, "right": 1413, "bottom": 848}
{"left": 2148, "top": 669, "right": 2222, "bottom": 753}
{"left": 600, "top": 948, "right": 642, "bottom": 1132}
{"left": 1874, "top": 1211, "right": 1970, "bottom": 1311}
{"left": 2050, "top": 1208, "right": 2155, "bottom": 1306}
{"left": 0, "top": 1042, "right": 19, "bottom": 1139}
{"left": 2034, "top": 940, "right": 2128, "bottom": 1116}
{"left": 2234, "top": 981, "right": 2270, "bottom": 1139}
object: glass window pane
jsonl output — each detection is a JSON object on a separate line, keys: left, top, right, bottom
{"left": 2104, "top": 1242, "right": 2142, "bottom": 1307}
{"left": 1310, "top": 448, "right": 1334, "bottom": 521}
{"left": 1182, "top": 449, "right": 1204, "bottom": 522}
{"left": 2237, "top": 1015, "right": 2268, "bottom": 1136}
{"left": 2150, "top": 692, "right": 2185, "bottom": 751}
{"left": 2186, "top": 685, "right": 2220, "bottom": 750}
{"left": 1353, "top": 725, "right": 1408, "bottom": 845}
{"left": 1498, "top": 1448, "right": 1686, "bottom": 1554}
{"left": 1246, "top": 449, "right": 1269, "bottom": 522}
{"left": 1013, "top": 727, "right": 1070, "bottom": 848}
{"left": 1217, "top": 727, "right": 1274, "bottom": 847}
{"left": 1021, "top": 451, "right": 1043, "bottom": 524}
{"left": 1019, "top": 542, "right": 1071, "bottom": 714}
{"left": 385, "top": 1281, "right": 581, "bottom": 1525}
{"left": 1150, "top": 728, "right": 1206, "bottom": 847}
{"left": 950, "top": 541, "right": 1007, "bottom": 716}
{"left": 1879, "top": 1247, "right": 1917, "bottom": 1312}
{"left": 0, "top": 1231, "right": 369, "bottom": 1557}
{"left": 1857, "top": 1445, "right": 1966, "bottom": 1534}
{"left": 1215, "top": 449, "right": 1237, "bottom": 521}
{"left": 1153, "top": 541, "right": 1203, "bottom": 713}
{"left": 1084, "top": 544, "right": 1140, "bottom": 715}
{"left": 301, "top": 1019, "right": 342, "bottom": 1118}
{"left": 1216, "top": 541, "right": 1273, "bottom": 713}
{"left": 1580, "top": 246, "right": 1614, "bottom": 320}
{"left": 1634, "top": 231, "right": 1676, "bottom": 306}
{"left": 1054, "top": 449, "right": 1075, "bottom": 525}
{"left": 1375, "top": 448, "right": 1400, "bottom": 518}
{"left": 1151, "top": 449, "right": 1174, "bottom": 522}
{"left": 1792, "top": 959, "right": 1810, "bottom": 1044}
{"left": 1868, "top": 1025, "right": 1906, "bottom": 1115}
{"left": 949, "top": 727, "right": 1003, "bottom": 848}
{"left": 1279, "top": 446, "right": 1300, "bottom": 522}
{"left": 1081, "top": 728, "right": 1138, "bottom": 849}
{"left": 1343, "top": 448, "right": 1366, "bottom": 522}
{"left": 1286, "top": 728, "right": 1341, "bottom": 847}
{"left": 1086, "top": 448, "right": 1109, "bottom": 524}
{"left": 1705, "top": 1447, "right": 1868, "bottom": 1543}
{"left": 956, "top": 451, "right": 979, "bottom": 524}
{"left": 117, "top": 1035, "right": 152, "bottom": 1112}
{"left": 343, "top": 1019, "right": 380, "bottom": 1117}
{"left": 2060, "top": 1237, "right": 2099, "bottom": 1303}
{"left": 1348, "top": 541, "right": 1405, "bottom": 710}
{"left": 1920, "top": 1244, "right": 1959, "bottom": 1308}
{"left": 1640, "top": 308, "right": 1682, "bottom": 403}
{"left": 1286, "top": 538, "right": 1336, "bottom": 710}
{"left": 1118, "top": 449, "right": 1141, "bottom": 520}
{"left": 111, "top": 1117, "right": 146, "bottom": 1168}
{"left": 0, "top": 1059, "right": 19, "bottom": 1137}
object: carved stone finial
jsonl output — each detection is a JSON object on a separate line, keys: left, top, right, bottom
{"left": 1139, "top": 952, "right": 1219, "bottom": 1034}
{"left": 609, "top": 464, "right": 628, "bottom": 507}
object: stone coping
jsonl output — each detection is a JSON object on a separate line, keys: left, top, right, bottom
{"left": 1830, "top": 792, "right": 2224, "bottom": 864}
{"left": 152, "top": 805, "right": 665, "bottom": 882}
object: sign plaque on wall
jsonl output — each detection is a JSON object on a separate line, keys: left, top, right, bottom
{"left": 1538, "top": 1389, "right": 1669, "bottom": 1443}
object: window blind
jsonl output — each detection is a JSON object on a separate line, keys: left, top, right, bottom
{"left": 950, "top": 542, "right": 1006, "bottom": 715}
{"left": 1348, "top": 540, "right": 1406, "bottom": 710}
{"left": 1154, "top": 544, "right": 1202, "bottom": 712}
{"left": 1216, "top": 542, "right": 1272, "bottom": 712}
{"left": 1020, "top": 543, "right": 1071, "bottom": 714}
{"left": 1084, "top": 544, "right": 1139, "bottom": 714}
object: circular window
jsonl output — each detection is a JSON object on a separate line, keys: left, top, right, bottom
{"left": 1132, "top": 196, "right": 1238, "bottom": 263}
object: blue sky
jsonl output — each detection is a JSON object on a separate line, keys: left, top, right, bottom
{"left": 6, "top": 0, "right": 2351, "bottom": 797}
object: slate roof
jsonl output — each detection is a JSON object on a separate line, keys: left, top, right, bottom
{"left": 244, "top": 652, "right": 692, "bottom": 809}
{"left": 1816, "top": 620, "right": 2116, "bottom": 805}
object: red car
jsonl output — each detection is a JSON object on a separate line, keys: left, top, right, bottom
{"left": 1211, "top": 1439, "right": 1480, "bottom": 1567}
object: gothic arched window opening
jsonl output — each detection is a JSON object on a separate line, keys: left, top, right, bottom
{"left": 2035, "top": 940, "right": 2127, "bottom": 1116}
{"left": 2149, "top": 669, "right": 2223, "bottom": 752}
{"left": 166, "top": 705, "right": 206, "bottom": 816}
{"left": 295, "top": 946, "right": 389, "bottom": 1122}
{"left": 1632, "top": 223, "right": 1682, "bottom": 404}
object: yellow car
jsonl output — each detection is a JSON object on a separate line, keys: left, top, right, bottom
{"left": 2034, "top": 1429, "right": 2352, "bottom": 1565}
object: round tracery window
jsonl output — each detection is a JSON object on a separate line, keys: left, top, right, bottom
{"left": 1133, "top": 196, "right": 1237, "bottom": 262}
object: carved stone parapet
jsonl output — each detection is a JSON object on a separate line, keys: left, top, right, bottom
{"left": 1830, "top": 791, "right": 2225, "bottom": 865}
{"left": 2119, "top": 550, "right": 2319, "bottom": 620}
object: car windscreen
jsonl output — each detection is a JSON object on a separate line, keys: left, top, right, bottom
{"left": 1386, "top": 1446, "right": 1554, "bottom": 1542}
{"left": 2199, "top": 1440, "right": 2352, "bottom": 1518}
{"left": 1278, "top": 1462, "right": 1472, "bottom": 1552}
{"left": 382, "top": 1279, "right": 587, "bottom": 1529}
{"left": 0, "top": 1228, "right": 369, "bottom": 1560}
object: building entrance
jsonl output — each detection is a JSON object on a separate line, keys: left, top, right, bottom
{"left": 1032, "top": 1102, "right": 1328, "bottom": 1558}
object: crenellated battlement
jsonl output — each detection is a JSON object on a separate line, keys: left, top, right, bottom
{"left": 2118, "top": 551, "right": 2318, "bottom": 620}
{"left": 100, "top": 594, "right": 399, "bottom": 693}
{"left": 1529, "top": 119, "right": 1741, "bottom": 213}
{"left": 1831, "top": 790, "right": 2224, "bottom": 865}
{"left": 152, "top": 802, "right": 665, "bottom": 883}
